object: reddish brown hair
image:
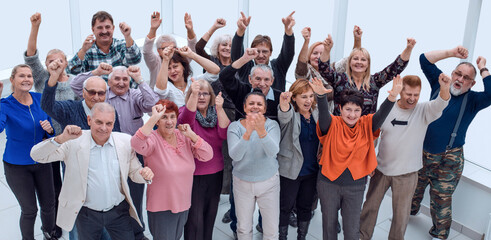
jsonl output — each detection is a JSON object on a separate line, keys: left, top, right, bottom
{"left": 402, "top": 75, "right": 421, "bottom": 89}
{"left": 156, "top": 99, "right": 179, "bottom": 118}
{"left": 251, "top": 35, "right": 273, "bottom": 52}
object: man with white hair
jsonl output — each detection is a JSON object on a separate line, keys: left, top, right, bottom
{"left": 410, "top": 46, "right": 491, "bottom": 240}
{"left": 71, "top": 62, "right": 159, "bottom": 240}
{"left": 31, "top": 102, "right": 154, "bottom": 240}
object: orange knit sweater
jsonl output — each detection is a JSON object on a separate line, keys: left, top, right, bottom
{"left": 316, "top": 114, "right": 379, "bottom": 181}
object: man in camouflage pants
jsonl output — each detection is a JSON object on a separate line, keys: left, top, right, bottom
{"left": 411, "top": 46, "right": 491, "bottom": 240}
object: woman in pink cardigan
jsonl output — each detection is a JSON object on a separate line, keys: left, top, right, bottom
{"left": 131, "top": 99, "right": 213, "bottom": 240}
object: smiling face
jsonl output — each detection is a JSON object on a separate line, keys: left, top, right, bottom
{"left": 340, "top": 102, "right": 362, "bottom": 127}
{"left": 249, "top": 68, "right": 274, "bottom": 96}
{"left": 218, "top": 41, "right": 232, "bottom": 59}
{"left": 108, "top": 70, "right": 130, "bottom": 96}
{"left": 292, "top": 88, "right": 314, "bottom": 114}
{"left": 197, "top": 88, "right": 212, "bottom": 112}
{"left": 309, "top": 44, "right": 324, "bottom": 69}
{"left": 10, "top": 67, "right": 33, "bottom": 93}
{"left": 243, "top": 94, "right": 267, "bottom": 116}
{"left": 92, "top": 19, "right": 114, "bottom": 45}
{"left": 349, "top": 51, "right": 369, "bottom": 74}
{"left": 157, "top": 111, "right": 178, "bottom": 137}
{"left": 450, "top": 64, "right": 476, "bottom": 96}
{"left": 398, "top": 84, "right": 421, "bottom": 110}
{"left": 82, "top": 77, "right": 107, "bottom": 109}
{"left": 168, "top": 60, "right": 185, "bottom": 83}
{"left": 87, "top": 108, "right": 114, "bottom": 146}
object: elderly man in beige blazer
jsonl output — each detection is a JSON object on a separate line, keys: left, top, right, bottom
{"left": 31, "top": 102, "right": 154, "bottom": 240}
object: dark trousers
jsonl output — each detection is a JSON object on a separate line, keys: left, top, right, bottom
{"left": 127, "top": 153, "right": 145, "bottom": 240}
{"left": 148, "top": 210, "right": 189, "bottom": 240}
{"left": 184, "top": 171, "right": 223, "bottom": 240}
{"left": 4, "top": 161, "right": 56, "bottom": 240}
{"left": 76, "top": 200, "right": 134, "bottom": 240}
{"left": 229, "top": 175, "right": 262, "bottom": 233}
{"left": 51, "top": 161, "right": 63, "bottom": 236}
{"left": 279, "top": 173, "right": 317, "bottom": 226}
{"left": 317, "top": 177, "right": 366, "bottom": 240}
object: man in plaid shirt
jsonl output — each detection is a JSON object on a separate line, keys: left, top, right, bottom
{"left": 68, "top": 11, "right": 142, "bottom": 82}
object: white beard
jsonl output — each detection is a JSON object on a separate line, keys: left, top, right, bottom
{"left": 450, "top": 84, "right": 463, "bottom": 96}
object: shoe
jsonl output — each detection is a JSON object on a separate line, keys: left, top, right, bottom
{"left": 297, "top": 221, "right": 310, "bottom": 240}
{"left": 43, "top": 231, "right": 58, "bottom": 240}
{"left": 256, "top": 223, "right": 263, "bottom": 233}
{"left": 222, "top": 209, "right": 232, "bottom": 223}
{"left": 289, "top": 211, "right": 298, "bottom": 228}
{"left": 53, "top": 226, "right": 62, "bottom": 238}
{"left": 279, "top": 225, "right": 288, "bottom": 240}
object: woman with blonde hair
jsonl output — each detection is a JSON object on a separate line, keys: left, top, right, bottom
{"left": 318, "top": 33, "right": 416, "bottom": 116}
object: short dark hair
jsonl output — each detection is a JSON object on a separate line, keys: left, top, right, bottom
{"left": 243, "top": 88, "right": 267, "bottom": 106}
{"left": 91, "top": 11, "right": 113, "bottom": 27}
{"left": 251, "top": 35, "right": 273, "bottom": 52}
{"left": 169, "top": 52, "right": 193, "bottom": 84}
{"left": 337, "top": 89, "right": 364, "bottom": 108}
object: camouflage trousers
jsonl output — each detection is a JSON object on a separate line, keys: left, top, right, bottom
{"left": 411, "top": 147, "right": 464, "bottom": 239}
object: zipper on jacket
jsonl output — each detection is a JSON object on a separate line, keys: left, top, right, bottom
{"left": 28, "top": 105, "right": 37, "bottom": 155}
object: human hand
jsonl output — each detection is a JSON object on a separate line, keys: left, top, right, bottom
{"left": 387, "top": 75, "right": 403, "bottom": 100}
{"left": 92, "top": 62, "right": 113, "bottom": 76}
{"left": 243, "top": 48, "right": 259, "bottom": 61}
{"left": 47, "top": 59, "right": 65, "bottom": 79}
{"left": 140, "top": 167, "right": 154, "bottom": 181}
{"left": 40, "top": 120, "right": 53, "bottom": 134}
{"left": 282, "top": 11, "right": 296, "bottom": 35}
{"left": 406, "top": 38, "right": 417, "bottom": 50}
{"left": 189, "top": 78, "right": 200, "bottom": 96}
{"left": 60, "top": 125, "right": 82, "bottom": 142}
{"left": 253, "top": 113, "right": 266, "bottom": 133}
{"left": 438, "top": 73, "right": 451, "bottom": 90}
{"left": 215, "top": 92, "right": 224, "bottom": 110}
{"left": 151, "top": 104, "right": 166, "bottom": 120}
{"left": 309, "top": 77, "right": 332, "bottom": 95}
{"left": 30, "top": 12, "right": 41, "bottom": 27}
{"left": 452, "top": 46, "right": 468, "bottom": 59}
{"left": 477, "top": 56, "right": 487, "bottom": 70}
{"left": 127, "top": 66, "right": 142, "bottom": 83}
{"left": 353, "top": 25, "right": 363, "bottom": 39}
{"left": 81, "top": 34, "right": 95, "bottom": 52}
{"left": 322, "top": 34, "right": 333, "bottom": 53}
{"left": 279, "top": 91, "right": 292, "bottom": 106}
{"left": 177, "top": 46, "right": 193, "bottom": 58}
{"left": 178, "top": 124, "right": 198, "bottom": 141}
{"left": 0, "top": 81, "right": 3, "bottom": 97}
{"left": 184, "top": 13, "right": 194, "bottom": 31}
{"left": 162, "top": 46, "right": 175, "bottom": 62}
{"left": 301, "top": 27, "right": 311, "bottom": 41}
{"left": 213, "top": 18, "right": 227, "bottom": 30}
{"left": 237, "top": 11, "right": 251, "bottom": 33}
{"left": 150, "top": 11, "right": 162, "bottom": 30}
{"left": 119, "top": 22, "right": 132, "bottom": 38}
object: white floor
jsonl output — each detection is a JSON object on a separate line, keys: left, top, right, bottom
{"left": 0, "top": 129, "right": 474, "bottom": 240}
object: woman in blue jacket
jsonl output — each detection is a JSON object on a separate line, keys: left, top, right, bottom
{"left": 1, "top": 64, "right": 57, "bottom": 240}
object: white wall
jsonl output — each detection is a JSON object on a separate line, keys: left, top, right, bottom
{"left": 0, "top": 0, "right": 489, "bottom": 169}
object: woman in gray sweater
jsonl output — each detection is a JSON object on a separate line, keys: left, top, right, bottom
{"left": 227, "top": 90, "right": 281, "bottom": 240}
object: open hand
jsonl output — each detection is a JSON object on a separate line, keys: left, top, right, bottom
{"left": 119, "top": 22, "right": 132, "bottom": 37}
{"left": 184, "top": 13, "right": 193, "bottom": 31}
{"left": 388, "top": 75, "right": 403, "bottom": 100}
{"left": 309, "top": 77, "right": 332, "bottom": 95}
{"left": 150, "top": 11, "right": 162, "bottom": 30}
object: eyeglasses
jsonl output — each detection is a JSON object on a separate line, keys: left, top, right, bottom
{"left": 452, "top": 71, "right": 474, "bottom": 81}
{"left": 84, "top": 88, "right": 106, "bottom": 96}
{"left": 198, "top": 92, "right": 211, "bottom": 97}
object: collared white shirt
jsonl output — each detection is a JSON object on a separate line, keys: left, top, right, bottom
{"left": 84, "top": 135, "right": 125, "bottom": 211}
{"left": 82, "top": 100, "right": 91, "bottom": 116}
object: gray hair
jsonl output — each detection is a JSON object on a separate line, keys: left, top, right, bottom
{"left": 455, "top": 62, "right": 477, "bottom": 79}
{"left": 210, "top": 34, "right": 232, "bottom": 57}
{"left": 46, "top": 49, "right": 67, "bottom": 61}
{"left": 249, "top": 64, "right": 274, "bottom": 79}
{"left": 156, "top": 35, "right": 177, "bottom": 49}
{"left": 108, "top": 66, "right": 127, "bottom": 80}
{"left": 83, "top": 76, "right": 108, "bottom": 89}
{"left": 90, "top": 102, "right": 115, "bottom": 117}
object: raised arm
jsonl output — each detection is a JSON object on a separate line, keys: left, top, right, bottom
{"left": 147, "top": 11, "right": 162, "bottom": 40}
{"left": 274, "top": 11, "right": 296, "bottom": 84}
{"left": 400, "top": 38, "right": 416, "bottom": 61}
{"left": 118, "top": 23, "right": 142, "bottom": 66}
{"left": 231, "top": 12, "right": 251, "bottom": 61}
{"left": 196, "top": 18, "right": 227, "bottom": 60}
{"left": 424, "top": 45, "right": 468, "bottom": 64}
{"left": 215, "top": 92, "right": 230, "bottom": 128}
{"left": 27, "top": 13, "right": 41, "bottom": 57}
{"left": 127, "top": 66, "right": 159, "bottom": 112}
{"left": 353, "top": 25, "right": 362, "bottom": 49}
{"left": 371, "top": 38, "right": 414, "bottom": 88}
{"left": 309, "top": 77, "right": 332, "bottom": 135}
{"left": 184, "top": 13, "right": 196, "bottom": 43}
{"left": 155, "top": 46, "right": 174, "bottom": 90}
{"left": 31, "top": 125, "right": 82, "bottom": 163}
{"left": 178, "top": 46, "right": 220, "bottom": 74}
{"left": 372, "top": 75, "right": 402, "bottom": 132}
{"left": 319, "top": 34, "right": 333, "bottom": 63}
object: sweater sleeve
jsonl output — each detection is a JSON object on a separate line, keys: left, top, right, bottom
{"left": 227, "top": 122, "right": 248, "bottom": 161}
{"left": 372, "top": 98, "right": 395, "bottom": 132}
{"left": 272, "top": 34, "right": 295, "bottom": 89}
{"left": 130, "top": 129, "right": 156, "bottom": 156}
{"left": 219, "top": 65, "right": 249, "bottom": 109}
{"left": 135, "top": 82, "right": 159, "bottom": 113}
{"left": 419, "top": 53, "right": 442, "bottom": 92}
{"left": 70, "top": 71, "right": 91, "bottom": 99}
{"left": 190, "top": 136, "right": 213, "bottom": 162}
{"left": 317, "top": 94, "right": 332, "bottom": 136}
{"left": 195, "top": 38, "right": 212, "bottom": 60}
{"left": 372, "top": 55, "right": 408, "bottom": 89}
{"left": 143, "top": 37, "right": 161, "bottom": 89}
{"left": 278, "top": 103, "right": 294, "bottom": 125}
{"left": 41, "top": 82, "right": 70, "bottom": 124}
{"left": 24, "top": 50, "right": 49, "bottom": 93}
{"left": 423, "top": 94, "right": 449, "bottom": 124}
{"left": 231, "top": 33, "right": 244, "bottom": 62}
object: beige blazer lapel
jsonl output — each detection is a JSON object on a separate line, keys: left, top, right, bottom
{"left": 76, "top": 132, "right": 91, "bottom": 199}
